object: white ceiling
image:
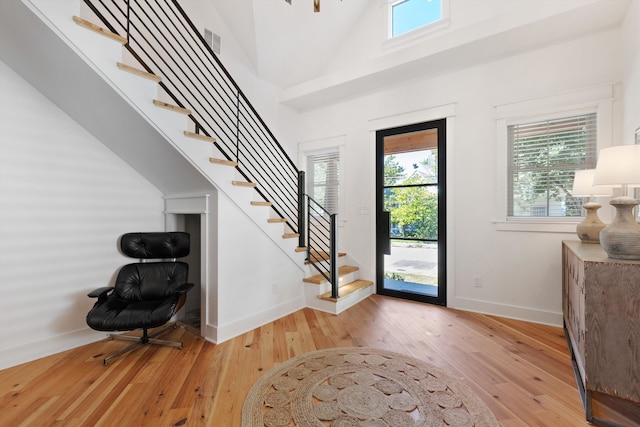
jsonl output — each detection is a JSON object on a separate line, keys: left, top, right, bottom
{"left": 211, "top": 0, "right": 370, "bottom": 88}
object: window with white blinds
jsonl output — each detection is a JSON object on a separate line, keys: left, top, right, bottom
{"left": 507, "top": 113, "right": 597, "bottom": 217}
{"left": 307, "top": 150, "right": 340, "bottom": 214}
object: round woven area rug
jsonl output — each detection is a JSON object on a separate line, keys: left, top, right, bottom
{"left": 241, "top": 347, "right": 499, "bottom": 427}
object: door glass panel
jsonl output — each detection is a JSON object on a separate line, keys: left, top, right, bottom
{"left": 381, "top": 133, "right": 441, "bottom": 300}
{"left": 384, "top": 243, "right": 438, "bottom": 296}
{"left": 385, "top": 185, "right": 438, "bottom": 240}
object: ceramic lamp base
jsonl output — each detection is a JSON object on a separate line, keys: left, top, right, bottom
{"left": 599, "top": 196, "right": 640, "bottom": 259}
{"left": 576, "top": 202, "right": 606, "bottom": 244}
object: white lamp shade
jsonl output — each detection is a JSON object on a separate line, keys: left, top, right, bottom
{"left": 572, "top": 169, "right": 612, "bottom": 197}
{"left": 593, "top": 145, "right": 640, "bottom": 187}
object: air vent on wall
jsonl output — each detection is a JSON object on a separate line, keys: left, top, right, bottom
{"left": 204, "top": 28, "right": 221, "bottom": 55}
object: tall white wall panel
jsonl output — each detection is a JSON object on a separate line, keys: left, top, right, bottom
{"left": 0, "top": 60, "right": 164, "bottom": 369}
{"left": 214, "top": 192, "right": 305, "bottom": 343}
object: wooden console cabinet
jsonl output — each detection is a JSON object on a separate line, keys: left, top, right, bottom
{"left": 562, "top": 241, "right": 640, "bottom": 426}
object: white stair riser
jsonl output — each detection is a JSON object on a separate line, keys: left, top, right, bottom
{"left": 303, "top": 269, "right": 359, "bottom": 296}
{"left": 305, "top": 285, "right": 374, "bottom": 315}
{"left": 301, "top": 255, "right": 346, "bottom": 277}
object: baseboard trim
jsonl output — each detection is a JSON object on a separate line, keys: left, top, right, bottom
{"left": 450, "top": 296, "right": 563, "bottom": 327}
{"left": 205, "top": 296, "right": 305, "bottom": 344}
{"left": 0, "top": 328, "right": 104, "bottom": 370}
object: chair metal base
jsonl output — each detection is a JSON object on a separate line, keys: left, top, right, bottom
{"left": 102, "top": 323, "right": 182, "bottom": 365}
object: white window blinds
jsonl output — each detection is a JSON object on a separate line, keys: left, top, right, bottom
{"left": 307, "top": 150, "right": 340, "bottom": 214}
{"left": 507, "top": 113, "right": 597, "bottom": 217}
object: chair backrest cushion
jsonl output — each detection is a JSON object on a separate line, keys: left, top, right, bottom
{"left": 115, "top": 262, "right": 189, "bottom": 301}
{"left": 121, "top": 232, "right": 190, "bottom": 259}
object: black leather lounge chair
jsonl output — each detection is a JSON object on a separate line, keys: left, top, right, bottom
{"left": 86, "top": 232, "right": 194, "bottom": 365}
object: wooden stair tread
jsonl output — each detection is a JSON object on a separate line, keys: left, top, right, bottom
{"left": 209, "top": 157, "right": 237, "bottom": 167}
{"left": 116, "top": 62, "right": 161, "bottom": 82}
{"left": 282, "top": 233, "right": 299, "bottom": 239}
{"left": 303, "top": 265, "right": 359, "bottom": 284}
{"left": 251, "top": 201, "right": 272, "bottom": 207}
{"left": 295, "top": 247, "right": 307, "bottom": 253}
{"left": 318, "top": 280, "right": 374, "bottom": 302}
{"left": 268, "top": 218, "right": 288, "bottom": 223}
{"left": 153, "top": 99, "right": 191, "bottom": 115}
{"left": 232, "top": 180, "right": 257, "bottom": 188}
{"left": 72, "top": 16, "right": 127, "bottom": 45}
{"left": 184, "top": 131, "right": 216, "bottom": 143}
{"left": 305, "top": 250, "right": 347, "bottom": 265}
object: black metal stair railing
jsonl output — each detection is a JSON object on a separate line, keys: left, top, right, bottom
{"left": 307, "top": 196, "right": 339, "bottom": 299}
{"left": 83, "top": 0, "right": 299, "bottom": 230}
{"left": 81, "top": 0, "right": 340, "bottom": 296}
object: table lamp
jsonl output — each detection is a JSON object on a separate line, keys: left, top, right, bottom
{"left": 593, "top": 145, "right": 640, "bottom": 259}
{"left": 571, "top": 169, "right": 612, "bottom": 243}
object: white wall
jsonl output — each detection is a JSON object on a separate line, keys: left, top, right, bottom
{"left": 294, "top": 27, "right": 623, "bottom": 325}
{"left": 213, "top": 192, "right": 305, "bottom": 342}
{"left": 0, "top": 60, "right": 165, "bottom": 369}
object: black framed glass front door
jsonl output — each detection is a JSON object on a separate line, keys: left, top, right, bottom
{"left": 375, "top": 119, "right": 446, "bottom": 305}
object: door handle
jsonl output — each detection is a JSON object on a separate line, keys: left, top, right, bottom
{"left": 382, "top": 211, "right": 391, "bottom": 255}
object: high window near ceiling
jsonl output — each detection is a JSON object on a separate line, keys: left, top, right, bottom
{"left": 390, "top": 0, "right": 443, "bottom": 38}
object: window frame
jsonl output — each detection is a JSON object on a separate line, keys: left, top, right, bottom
{"left": 382, "top": 0, "right": 450, "bottom": 48}
{"left": 507, "top": 112, "right": 598, "bottom": 219}
{"left": 306, "top": 148, "right": 340, "bottom": 215}
{"left": 298, "top": 136, "right": 346, "bottom": 225}
{"left": 390, "top": 0, "right": 443, "bottom": 38}
{"left": 494, "top": 85, "right": 615, "bottom": 232}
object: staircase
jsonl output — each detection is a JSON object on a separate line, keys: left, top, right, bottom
{"left": 28, "top": 0, "right": 373, "bottom": 315}
{"left": 302, "top": 251, "right": 373, "bottom": 312}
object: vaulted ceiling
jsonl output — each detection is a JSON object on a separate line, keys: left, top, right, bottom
{"left": 209, "top": 0, "right": 631, "bottom": 109}
{"left": 212, "top": 0, "right": 370, "bottom": 88}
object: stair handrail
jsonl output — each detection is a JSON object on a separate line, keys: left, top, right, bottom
{"left": 82, "top": 0, "right": 340, "bottom": 296}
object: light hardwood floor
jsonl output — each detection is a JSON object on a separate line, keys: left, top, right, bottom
{"left": 0, "top": 295, "right": 587, "bottom": 426}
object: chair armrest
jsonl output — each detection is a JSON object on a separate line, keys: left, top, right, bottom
{"left": 174, "top": 283, "right": 194, "bottom": 294}
{"left": 87, "top": 287, "right": 114, "bottom": 298}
